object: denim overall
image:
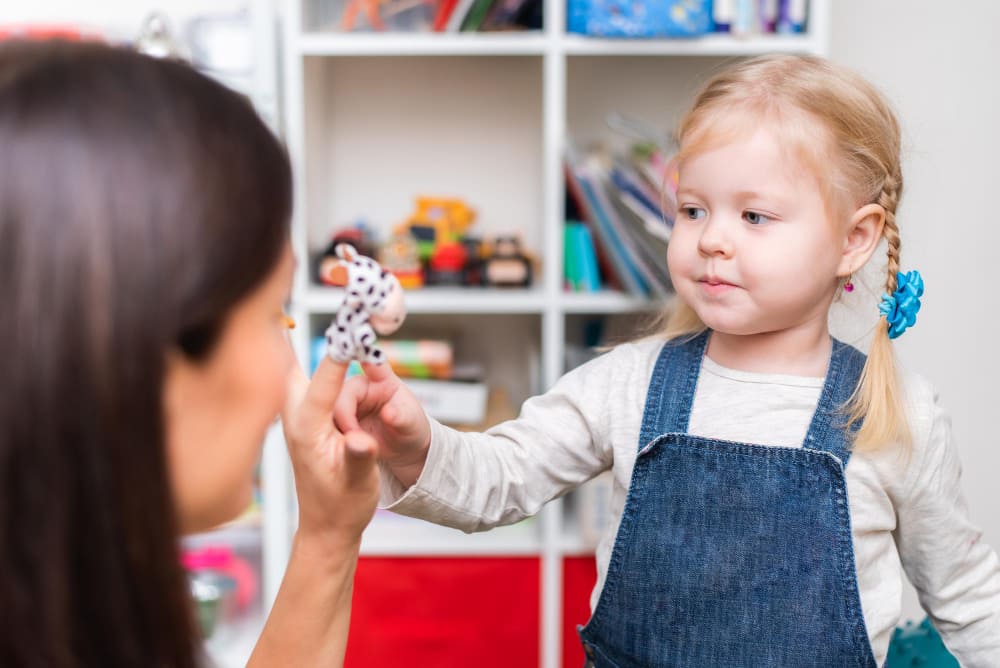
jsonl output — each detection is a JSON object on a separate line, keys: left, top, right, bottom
{"left": 578, "top": 331, "right": 877, "bottom": 667}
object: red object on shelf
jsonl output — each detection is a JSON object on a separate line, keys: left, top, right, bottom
{"left": 562, "top": 556, "right": 598, "bottom": 668}
{"left": 346, "top": 556, "right": 540, "bottom": 668}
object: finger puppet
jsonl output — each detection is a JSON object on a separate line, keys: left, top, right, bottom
{"left": 320, "top": 244, "right": 406, "bottom": 364}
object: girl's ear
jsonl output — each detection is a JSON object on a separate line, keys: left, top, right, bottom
{"left": 838, "top": 203, "right": 886, "bottom": 277}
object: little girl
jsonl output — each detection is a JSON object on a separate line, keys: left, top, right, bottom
{"left": 334, "top": 55, "right": 1000, "bottom": 666}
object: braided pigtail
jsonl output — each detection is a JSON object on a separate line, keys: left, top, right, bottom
{"left": 847, "top": 173, "right": 913, "bottom": 451}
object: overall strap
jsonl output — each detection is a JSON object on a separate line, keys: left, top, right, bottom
{"left": 637, "top": 330, "right": 710, "bottom": 450}
{"left": 801, "top": 338, "right": 868, "bottom": 466}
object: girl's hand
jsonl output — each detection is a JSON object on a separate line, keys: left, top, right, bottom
{"left": 334, "top": 362, "right": 431, "bottom": 489}
{"left": 281, "top": 355, "right": 380, "bottom": 547}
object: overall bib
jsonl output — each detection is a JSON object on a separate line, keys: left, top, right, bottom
{"left": 578, "top": 331, "right": 877, "bottom": 667}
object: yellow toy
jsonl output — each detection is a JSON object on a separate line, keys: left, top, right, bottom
{"left": 394, "top": 197, "right": 476, "bottom": 261}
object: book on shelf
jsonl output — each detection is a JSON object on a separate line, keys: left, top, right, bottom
{"left": 458, "top": 0, "right": 496, "bottom": 31}
{"left": 479, "top": 0, "right": 533, "bottom": 31}
{"left": 565, "top": 144, "right": 674, "bottom": 299}
{"left": 444, "top": 0, "right": 479, "bottom": 30}
{"left": 564, "top": 222, "right": 601, "bottom": 293}
{"left": 432, "top": 0, "right": 462, "bottom": 31}
{"left": 565, "top": 161, "right": 621, "bottom": 293}
{"left": 566, "top": 146, "right": 648, "bottom": 297}
{"left": 716, "top": 0, "right": 809, "bottom": 35}
{"left": 454, "top": 0, "right": 541, "bottom": 31}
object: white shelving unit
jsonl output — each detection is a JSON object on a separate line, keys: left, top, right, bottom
{"left": 274, "top": 3, "right": 831, "bottom": 666}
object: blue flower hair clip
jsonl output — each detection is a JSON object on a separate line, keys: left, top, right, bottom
{"left": 878, "top": 270, "right": 924, "bottom": 339}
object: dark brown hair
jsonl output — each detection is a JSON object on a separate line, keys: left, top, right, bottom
{"left": 0, "top": 40, "right": 292, "bottom": 666}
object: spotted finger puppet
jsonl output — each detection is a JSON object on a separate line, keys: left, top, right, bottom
{"left": 320, "top": 243, "right": 405, "bottom": 364}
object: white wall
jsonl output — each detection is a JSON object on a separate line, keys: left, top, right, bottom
{"left": 829, "top": 0, "right": 1000, "bottom": 617}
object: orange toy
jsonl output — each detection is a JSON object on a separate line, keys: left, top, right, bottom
{"left": 341, "top": 0, "right": 387, "bottom": 30}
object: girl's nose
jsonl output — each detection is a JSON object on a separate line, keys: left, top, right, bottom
{"left": 697, "top": 216, "right": 733, "bottom": 258}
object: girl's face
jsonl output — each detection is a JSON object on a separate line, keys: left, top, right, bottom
{"left": 163, "top": 243, "right": 296, "bottom": 534}
{"left": 668, "top": 124, "right": 847, "bottom": 338}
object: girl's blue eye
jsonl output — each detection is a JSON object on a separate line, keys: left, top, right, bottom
{"left": 744, "top": 210, "right": 771, "bottom": 225}
{"left": 682, "top": 206, "right": 706, "bottom": 220}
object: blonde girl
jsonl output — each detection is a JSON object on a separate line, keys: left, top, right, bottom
{"left": 335, "top": 55, "right": 1000, "bottom": 666}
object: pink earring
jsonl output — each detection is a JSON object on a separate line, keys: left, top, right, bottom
{"left": 843, "top": 275, "right": 854, "bottom": 293}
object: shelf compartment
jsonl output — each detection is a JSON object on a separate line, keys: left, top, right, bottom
{"left": 306, "top": 311, "right": 543, "bottom": 408}
{"left": 302, "top": 55, "right": 544, "bottom": 259}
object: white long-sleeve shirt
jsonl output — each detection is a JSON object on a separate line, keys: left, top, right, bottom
{"left": 381, "top": 338, "right": 1000, "bottom": 666}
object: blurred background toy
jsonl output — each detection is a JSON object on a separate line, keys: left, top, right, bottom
{"left": 460, "top": 236, "right": 487, "bottom": 286}
{"left": 483, "top": 235, "right": 533, "bottom": 287}
{"left": 182, "top": 545, "right": 257, "bottom": 639}
{"left": 378, "top": 231, "right": 425, "bottom": 289}
{"left": 316, "top": 222, "right": 378, "bottom": 286}
{"left": 395, "top": 197, "right": 476, "bottom": 263}
{"left": 311, "top": 197, "right": 538, "bottom": 291}
{"left": 427, "top": 240, "right": 468, "bottom": 285}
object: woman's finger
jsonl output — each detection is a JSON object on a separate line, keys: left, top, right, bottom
{"left": 295, "top": 355, "right": 350, "bottom": 435}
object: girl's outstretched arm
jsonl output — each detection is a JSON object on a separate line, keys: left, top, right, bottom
{"left": 335, "top": 345, "right": 639, "bottom": 533}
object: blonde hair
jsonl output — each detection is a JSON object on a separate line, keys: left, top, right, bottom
{"left": 658, "top": 54, "right": 908, "bottom": 452}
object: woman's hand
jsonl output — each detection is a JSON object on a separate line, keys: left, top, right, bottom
{"left": 249, "top": 354, "right": 379, "bottom": 668}
{"left": 281, "top": 355, "right": 380, "bottom": 547}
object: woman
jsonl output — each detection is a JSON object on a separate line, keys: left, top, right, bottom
{"left": 0, "top": 39, "right": 378, "bottom": 666}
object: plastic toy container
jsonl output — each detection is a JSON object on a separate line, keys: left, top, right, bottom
{"left": 567, "top": 0, "right": 713, "bottom": 37}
